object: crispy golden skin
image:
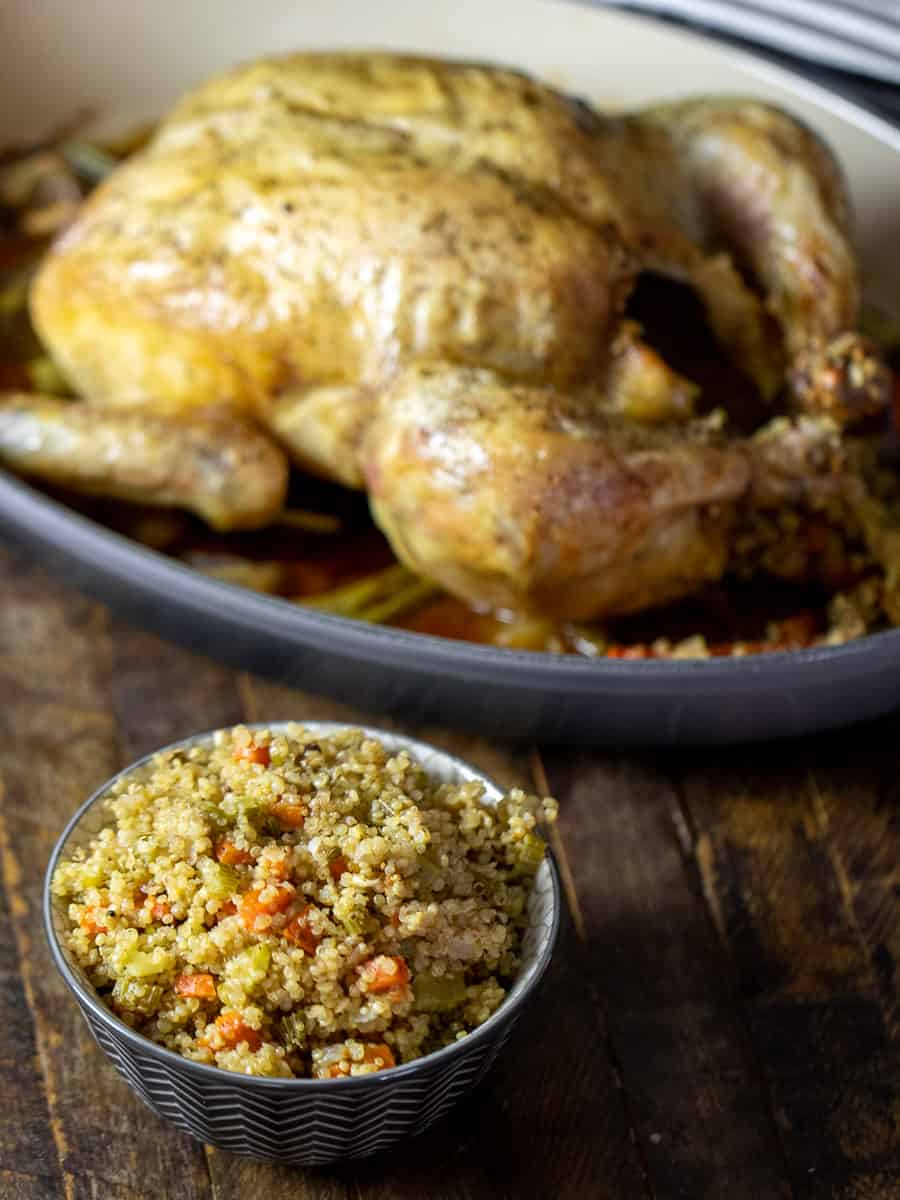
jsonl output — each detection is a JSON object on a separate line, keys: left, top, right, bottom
{"left": 6, "top": 53, "right": 888, "bottom": 614}
{"left": 365, "top": 364, "right": 749, "bottom": 619}
{"left": 0, "top": 394, "right": 288, "bottom": 529}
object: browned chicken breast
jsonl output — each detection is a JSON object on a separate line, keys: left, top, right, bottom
{"left": 1, "top": 53, "right": 889, "bottom": 617}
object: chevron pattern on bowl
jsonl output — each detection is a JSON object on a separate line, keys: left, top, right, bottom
{"left": 44, "top": 722, "right": 560, "bottom": 1165}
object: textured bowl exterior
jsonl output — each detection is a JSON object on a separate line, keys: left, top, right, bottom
{"left": 75, "top": 996, "right": 515, "bottom": 1164}
{"left": 44, "top": 722, "right": 560, "bottom": 1165}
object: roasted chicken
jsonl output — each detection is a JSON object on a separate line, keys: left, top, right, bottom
{"left": 0, "top": 53, "right": 891, "bottom": 619}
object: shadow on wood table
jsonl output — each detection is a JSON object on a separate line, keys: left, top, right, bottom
{"left": 2, "top": 545, "right": 900, "bottom": 1199}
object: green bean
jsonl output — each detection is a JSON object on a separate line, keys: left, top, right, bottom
{"left": 301, "top": 563, "right": 414, "bottom": 616}
{"left": 274, "top": 507, "right": 343, "bottom": 534}
{"left": 61, "top": 140, "right": 118, "bottom": 185}
{"left": 356, "top": 578, "right": 437, "bottom": 624}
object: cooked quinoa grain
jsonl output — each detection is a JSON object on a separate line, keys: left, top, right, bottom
{"left": 52, "top": 725, "right": 556, "bottom": 1078}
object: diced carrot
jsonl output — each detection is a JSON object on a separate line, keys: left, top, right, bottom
{"left": 239, "top": 883, "right": 294, "bottom": 930}
{"left": 606, "top": 644, "right": 654, "bottom": 660}
{"left": 200, "top": 1011, "right": 262, "bottom": 1052}
{"left": 215, "top": 900, "right": 237, "bottom": 921}
{"left": 328, "top": 855, "right": 348, "bottom": 883}
{"left": 269, "top": 799, "right": 307, "bottom": 829}
{"left": 79, "top": 906, "right": 107, "bottom": 937}
{"left": 215, "top": 838, "right": 254, "bottom": 866}
{"left": 135, "top": 886, "right": 171, "bottom": 922}
{"left": 325, "top": 1042, "right": 396, "bottom": 1077}
{"left": 283, "top": 906, "right": 320, "bottom": 955}
{"left": 233, "top": 740, "right": 270, "bottom": 766}
{"left": 357, "top": 955, "right": 410, "bottom": 995}
{"left": 262, "top": 854, "right": 291, "bottom": 881}
{"left": 174, "top": 972, "right": 217, "bottom": 1000}
{"left": 363, "top": 1043, "right": 395, "bottom": 1069}
{"left": 773, "top": 612, "right": 818, "bottom": 647}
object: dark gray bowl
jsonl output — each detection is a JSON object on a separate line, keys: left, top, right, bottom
{"left": 43, "top": 721, "right": 561, "bottom": 1166}
{"left": 5, "top": 471, "right": 900, "bottom": 746}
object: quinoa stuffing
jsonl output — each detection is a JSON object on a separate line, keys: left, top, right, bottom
{"left": 52, "top": 725, "right": 557, "bottom": 1079}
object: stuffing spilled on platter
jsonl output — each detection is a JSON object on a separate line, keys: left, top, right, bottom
{"left": 52, "top": 725, "right": 556, "bottom": 1079}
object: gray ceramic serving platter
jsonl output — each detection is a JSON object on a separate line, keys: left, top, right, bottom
{"left": 3, "top": 0, "right": 900, "bottom": 745}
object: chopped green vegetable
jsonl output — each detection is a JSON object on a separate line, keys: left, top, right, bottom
{"left": 512, "top": 832, "right": 547, "bottom": 875}
{"left": 413, "top": 971, "right": 467, "bottom": 1013}
{"left": 121, "top": 947, "right": 174, "bottom": 978}
{"left": 275, "top": 508, "right": 343, "bottom": 534}
{"left": 278, "top": 1011, "right": 307, "bottom": 1050}
{"left": 302, "top": 563, "right": 412, "bottom": 616}
{"left": 357, "top": 578, "right": 437, "bottom": 624}
{"left": 111, "top": 978, "right": 163, "bottom": 1013}
{"left": 61, "top": 140, "right": 118, "bottom": 185}
{"left": 333, "top": 892, "right": 368, "bottom": 935}
{"left": 26, "top": 355, "right": 72, "bottom": 395}
{"left": 229, "top": 943, "right": 271, "bottom": 988}
{"left": 198, "top": 857, "right": 240, "bottom": 900}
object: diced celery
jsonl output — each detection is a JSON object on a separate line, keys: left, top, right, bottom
{"left": 121, "top": 948, "right": 172, "bottom": 978}
{"left": 279, "top": 1011, "right": 307, "bottom": 1050}
{"left": 514, "top": 832, "right": 546, "bottom": 875}
{"left": 198, "top": 857, "right": 239, "bottom": 900}
{"left": 229, "top": 943, "right": 271, "bottom": 988}
{"left": 505, "top": 888, "right": 526, "bottom": 919}
{"left": 111, "top": 978, "right": 163, "bottom": 1014}
{"left": 332, "top": 891, "right": 367, "bottom": 935}
{"left": 413, "top": 971, "right": 467, "bottom": 1013}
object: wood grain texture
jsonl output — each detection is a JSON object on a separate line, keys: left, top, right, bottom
{"left": 677, "top": 743, "right": 900, "bottom": 1195}
{"left": 0, "top": 548, "right": 213, "bottom": 1200}
{"left": 7, "top": 537, "right": 900, "bottom": 1198}
{"left": 0, "top": 810, "right": 61, "bottom": 1195}
{"left": 805, "top": 723, "right": 900, "bottom": 1039}
{"left": 0, "top": 1169, "right": 65, "bottom": 1200}
{"left": 541, "top": 749, "right": 792, "bottom": 1200}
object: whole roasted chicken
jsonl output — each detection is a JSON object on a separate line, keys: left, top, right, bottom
{"left": 0, "top": 54, "right": 890, "bottom": 620}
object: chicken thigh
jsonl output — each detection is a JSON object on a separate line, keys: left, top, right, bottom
{"left": 1, "top": 53, "right": 889, "bottom": 616}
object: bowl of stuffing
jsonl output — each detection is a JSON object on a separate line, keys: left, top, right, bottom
{"left": 44, "top": 721, "right": 560, "bottom": 1164}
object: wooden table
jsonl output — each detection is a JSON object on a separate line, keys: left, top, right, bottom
{"left": 2, "top": 543, "right": 900, "bottom": 1200}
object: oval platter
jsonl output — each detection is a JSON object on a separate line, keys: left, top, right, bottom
{"left": 2, "top": 0, "right": 900, "bottom": 745}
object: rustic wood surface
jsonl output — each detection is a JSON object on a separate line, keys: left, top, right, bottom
{"left": 3, "top": 543, "right": 900, "bottom": 1199}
